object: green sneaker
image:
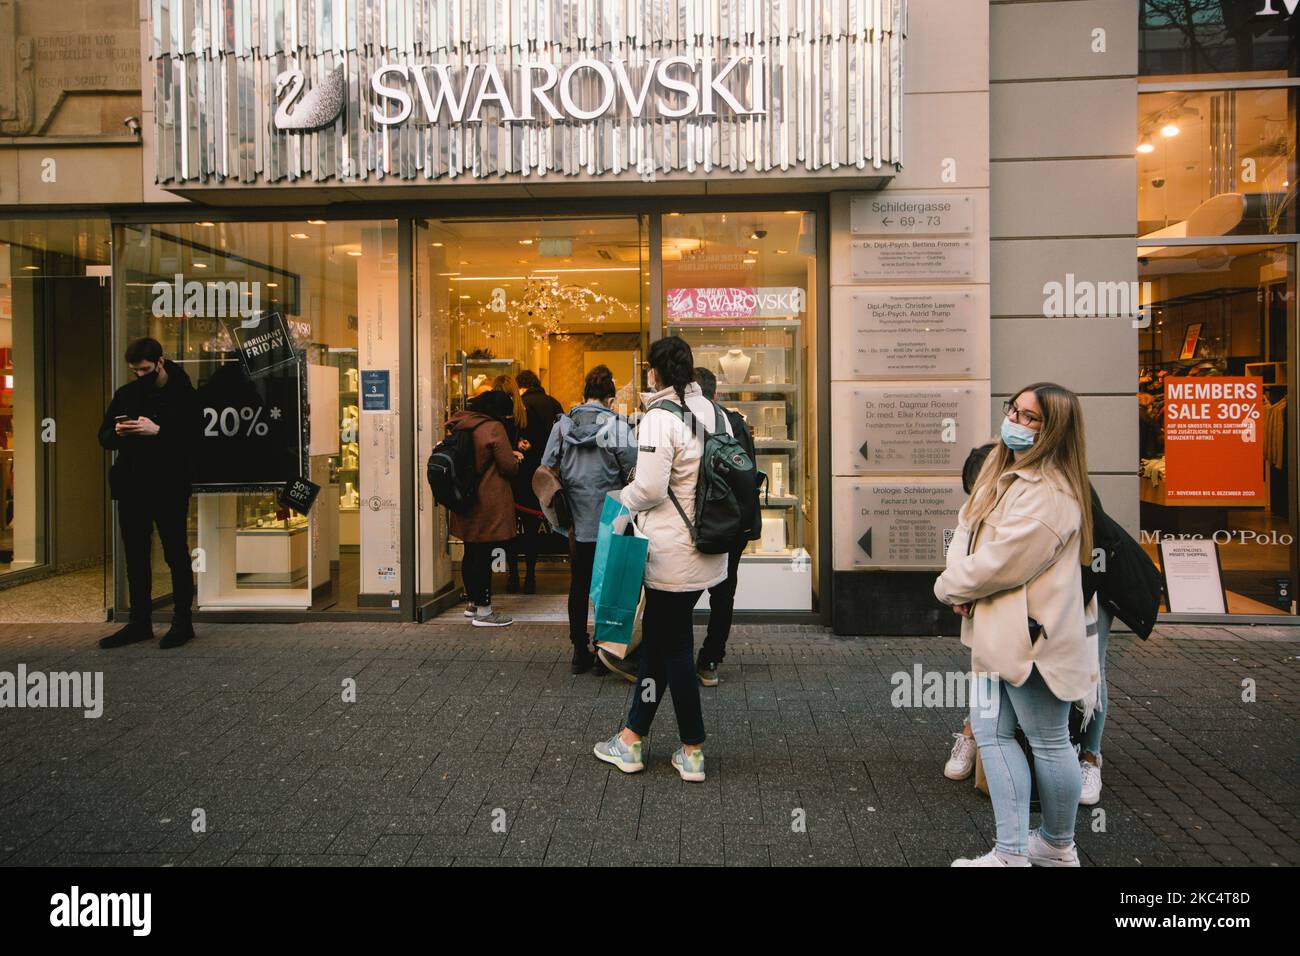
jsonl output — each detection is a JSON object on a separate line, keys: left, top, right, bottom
{"left": 593, "top": 733, "right": 644, "bottom": 773}
{"left": 671, "top": 746, "right": 706, "bottom": 782}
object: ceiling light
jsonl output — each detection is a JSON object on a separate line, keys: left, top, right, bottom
{"left": 193, "top": 262, "right": 208, "bottom": 268}
{"left": 290, "top": 233, "right": 309, "bottom": 239}
{"left": 776, "top": 249, "right": 789, "bottom": 255}
{"left": 431, "top": 242, "right": 444, "bottom": 247}
{"left": 307, "top": 219, "right": 327, "bottom": 225}
{"left": 746, "top": 249, "right": 759, "bottom": 255}
{"left": 21, "top": 265, "right": 39, "bottom": 270}
{"left": 266, "top": 282, "right": 278, "bottom": 288}
{"left": 667, "top": 212, "right": 682, "bottom": 217}
{"left": 453, "top": 275, "right": 526, "bottom": 281}
{"left": 784, "top": 210, "right": 801, "bottom": 215}
{"left": 1160, "top": 124, "right": 1179, "bottom": 138}
{"left": 743, "top": 258, "right": 756, "bottom": 264}
{"left": 459, "top": 260, "right": 469, "bottom": 265}
{"left": 1136, "top": 142, "right": 1155, "bottom": 154}
{"left": 196, "top": 221, "right": 215, "bottom": 227}
{"left": 347, "top": 250, "right": 362, "bottom": 257}
{"left": 518, "top": 239, "right": 534, "bottom": 245}
{"left": 459, "top": 294, "right": 470, "bottom": 299}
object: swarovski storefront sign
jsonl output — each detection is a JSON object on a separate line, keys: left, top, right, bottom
{"left": 151, "top": 0, "right": 907, "bottom": 186}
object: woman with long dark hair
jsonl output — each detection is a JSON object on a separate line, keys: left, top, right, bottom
{"left": 936, "top": 382, "right": 1099, "bottom": 866}
{"left": 592, "top": 336, "right": 731, "bottom": 782}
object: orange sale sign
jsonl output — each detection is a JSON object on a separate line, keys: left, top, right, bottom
{"left": 1163, "top": 376, "right": 1265, "bottom": 502}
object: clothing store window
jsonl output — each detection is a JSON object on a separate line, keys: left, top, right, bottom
{"left": 113, "top": 220, "right": 401, "bottom": 615}
{"left": 1140, "top": 1, "right": 1300, "bottom": 80}
{"left": 661, "top": 209, "right": 818, "bottom": 612}
{"left": 0, "top": 218, "right": 111, "bottom": 623}
{"left": 1137, "top": 244, "right": 1296, "bottom": 614}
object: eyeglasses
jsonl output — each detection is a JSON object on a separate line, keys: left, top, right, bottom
{"left": 1002, "top": 399, "right": 1043, "bottom": 427}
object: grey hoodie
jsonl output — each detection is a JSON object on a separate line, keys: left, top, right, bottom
{"left": 540, "top": 401, "right": 638, "bottom": 542}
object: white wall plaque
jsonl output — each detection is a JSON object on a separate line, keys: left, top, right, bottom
{"left": 850, "top": 193, "right": 974, "bottom": 236}
{"left": 851, "top": 238, "right": 974, "bottom": 281}
{"left": 832, "top": 478, "right": 967, "bottom": 570}
{"left": 831, "top": 287, "right": 989, "bottom": 380}
{"left": 1158, "top": 539, "right": 1227, "bottom": 614}
{"left": 832, "top": 383, "right": 991, "bottom": 475}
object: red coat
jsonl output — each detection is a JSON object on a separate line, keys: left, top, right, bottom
{"left": 447, "top": 410, "right": 519, "bottom": 543}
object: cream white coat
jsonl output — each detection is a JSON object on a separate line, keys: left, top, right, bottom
{"left": 934, "top": 464, "right": 1099, "bottom": 711}
{"left": 620, "top": 382, "right": 729, "bottom": 592}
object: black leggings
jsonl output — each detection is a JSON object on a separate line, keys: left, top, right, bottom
{"left": 567, "top": 534, "right": 597, "bottom": 648}
{"left": 462, "top": 541, "right": 504, "bottom": 607}
{"left": 625, "top": 587, "right": 706, "bottom": 746}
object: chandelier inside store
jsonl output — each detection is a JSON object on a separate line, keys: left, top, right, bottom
{"left": 466, "top": 277, "right": 636, "bottom": 341}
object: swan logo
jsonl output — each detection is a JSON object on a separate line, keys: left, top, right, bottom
{"left": 273, "top": 65, "right": 346, "bottom": 132}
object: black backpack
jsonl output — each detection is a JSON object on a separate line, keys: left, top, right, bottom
{"left": 426, "top": 421, "right": 487, "bottom": 514}
{"left": 652, "top": 399, "right": 758, "bottom": 554}
{"left": 1087, "top": 502, "right": 1163, "bottom": 639}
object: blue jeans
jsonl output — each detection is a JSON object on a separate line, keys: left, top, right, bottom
{"left": 1079, "top": 604, "right": 1112, "bottom": 758}
{"left": 970, "top": 666, "right": 1080, "bottom": 856}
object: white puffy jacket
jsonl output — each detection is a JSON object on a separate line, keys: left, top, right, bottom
{"left": 620, "top": 382, "right": 730, "bottom": 592}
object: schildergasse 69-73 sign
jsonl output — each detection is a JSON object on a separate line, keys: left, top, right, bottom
{"left": 151, "top": 0, "right": 907, "bottom": 187}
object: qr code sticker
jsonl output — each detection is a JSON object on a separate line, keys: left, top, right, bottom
{"left": 942, "top": 528, "right": 955, "bottom": 557}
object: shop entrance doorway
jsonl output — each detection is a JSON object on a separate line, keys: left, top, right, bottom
{"left": 414, "top": 216, "right": 649, "bottom": 620}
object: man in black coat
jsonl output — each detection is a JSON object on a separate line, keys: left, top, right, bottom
{"left": 97, "top": 337, "right": 201, "bottom": 649}
{"left": 508, "top": 370, "right": 564, "bottom": 593}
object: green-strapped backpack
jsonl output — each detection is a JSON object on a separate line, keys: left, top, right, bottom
{"left": 651, "top": 399, "right": 758, "bottom": 554}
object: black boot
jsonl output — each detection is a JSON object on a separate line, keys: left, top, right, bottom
{"left": 98, "top": 622, "right": 153, "bottom": 649}
{"left": 159, "top": 618, "right": 195, "bottom": 649}
{"left": 506, "top": 575, "right": 520, "bottom": 594}
{"left": 523, "top": 572, "right": 536, "bottom": 595}
{"left": 570, "top": 644, "right": 594, "bottom": 675}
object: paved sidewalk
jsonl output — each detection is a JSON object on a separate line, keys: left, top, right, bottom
{"left": 0, "top": 619, "right": 1296, "bottom": 867}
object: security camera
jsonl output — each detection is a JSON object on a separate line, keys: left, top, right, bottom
{"left": 123, "top": 116, "right": 141, "bottom": 136}
{"left": 1151, "top": 177, "right": 1165, "bottom": 189}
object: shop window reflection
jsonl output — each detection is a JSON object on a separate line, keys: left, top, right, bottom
{"left": 1138, "top": 244, "right": 1296, "bottom": 614}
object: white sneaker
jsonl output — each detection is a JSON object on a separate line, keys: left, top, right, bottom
{"left": 471, "top": 610, "right": 513, "bottom": 627}
{"left": 463, "top": 604, "right": 477, "bottom": 618}
{"left": 1028, "top": 828, "right": 1081, "bottom": 867}
{"left": 1079, "top": 759, "right": 1102, "bottom": 806}
{"left": 951, "top": 849, "right": 1030, "bottom": 867}
{"left": 944, "top": 732, "right": 977, "bottom": 780}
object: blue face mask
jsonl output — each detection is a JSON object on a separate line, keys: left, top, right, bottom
{"left": 1001, "top": 417, "right": 1037, "bottom": 451}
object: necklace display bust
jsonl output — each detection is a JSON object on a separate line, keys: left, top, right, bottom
{"left": 719, "top": 348, "right": 751, "bottom": 385}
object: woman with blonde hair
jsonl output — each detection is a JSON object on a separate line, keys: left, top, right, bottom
{"left": 936, "top": 382, "right": 1099, "bottom": 867}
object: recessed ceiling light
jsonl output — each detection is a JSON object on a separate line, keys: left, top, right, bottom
{"left": 196, "top": 221, "right": 215, "bottom": 227}
{"left": 307, "top": 219, "right": 327, "bottom": 225}
{"left": 21, "top": 265, "right": 39, "bottom": 270}
{"left": 431, "top": 242, "right": 444, "bottom": 247}
{"left": 784, "top": 210, "right": 801, "bottom": 215}
{"left": 193, "top": 262, "right": 208, "bottom": 268}
{"left": 290, "top": 233, "right": 309, "bottom": 239}
{"left": 1160, "top": 124, "right": 1179, "bottom": 138}
{"left": 266, "top": 282, "right": 278, "bottom": 288}
{"left": 1137, "top": 142, "right": 1155, "bottom": 153}
{"left": 776, "top": 249, "right": 789, "bottom": 255}
{"left": 518, "top": 239, "right": 534, "bottom": 245}
{"left": 347, "top": 250, "right": 362, "bottom": 257}
{"left": 743, "top": 258, "right": 756, "bottom": 264}
{"left": 667, "top": 212, "right": 682, "bottom": 217}
{"left": 459, "top": 260, "right": 469, "bottom": 265}
{"left": 459, "top": 294, "right": 470, "bottom": 299}
{"left": 747, "top": 249, "right": 759, "bottom": 255}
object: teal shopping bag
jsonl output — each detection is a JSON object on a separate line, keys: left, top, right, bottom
{"left": 590, "top": 492, "right": 648, "bottom": 648}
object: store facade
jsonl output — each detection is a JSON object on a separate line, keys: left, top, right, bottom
{"left": 0, "top": 0, "right": 1295, "bottom": 630}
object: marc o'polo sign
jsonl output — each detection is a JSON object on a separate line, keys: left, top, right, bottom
{"left": 831, "top": 382, "right": 991, "bottom": 476}
{"left": 850, "top": 194, "right": 973, "bottom": 236}
{"left": 831, "top": 287, "right": 989, "bottom": 380}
